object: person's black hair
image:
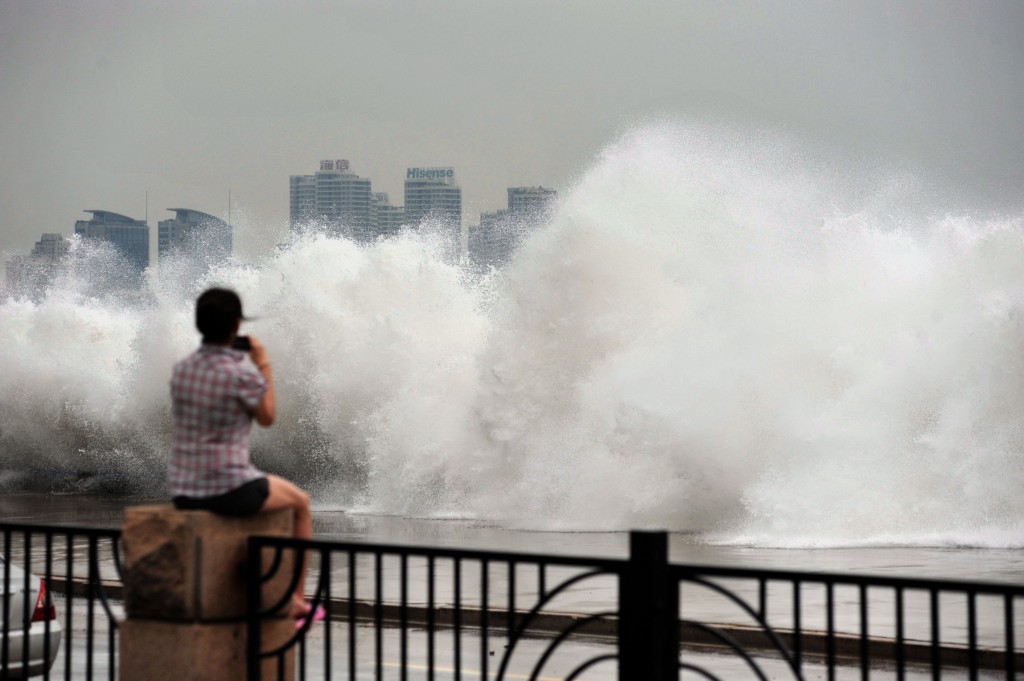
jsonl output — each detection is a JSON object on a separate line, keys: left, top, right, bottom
{"left": 195, "top": 288, "right": 244, "bottom": 344}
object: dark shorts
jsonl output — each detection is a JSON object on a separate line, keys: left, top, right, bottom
{"left": 173, "top": 477, "right": 270, "bottom": 517}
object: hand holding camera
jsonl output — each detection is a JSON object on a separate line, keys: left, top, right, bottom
{"left": 234, "top": 335, "right": 271, "bottom": 372}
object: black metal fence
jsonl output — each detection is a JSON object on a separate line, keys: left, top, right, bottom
{"left": 1, "top": 521, "right": 1021, "bottom": 681}
{"left": 247, "top": 531, "right": 1024, "bottom": 681}
{"left": 673, "top": 560, "right": 1023, "bottom": 680}
{"left": 246, "top": 535, "right": 625, "bottom": 681}
{"left": 0, "top": 523, "right": 122, "bottom": 681}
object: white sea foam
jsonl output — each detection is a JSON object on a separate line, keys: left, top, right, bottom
{"left": 1, "top": 122, "right": 1022, "bottom": 547}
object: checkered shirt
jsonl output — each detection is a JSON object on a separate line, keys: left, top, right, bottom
{"left": 168, "top": 345, "right": 268, "bottom": 498}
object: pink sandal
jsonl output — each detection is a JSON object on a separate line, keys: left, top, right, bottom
{"left": 295, "top": 603, "right": 326, "bottom": 630}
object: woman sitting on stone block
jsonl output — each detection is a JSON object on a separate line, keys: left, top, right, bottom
{"left": 169, "top": 287, "right": 322, "bottom": 625}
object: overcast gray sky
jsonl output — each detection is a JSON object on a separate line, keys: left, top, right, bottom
{"left": 1, "top": 0, "right": 1022, "bottom": 260}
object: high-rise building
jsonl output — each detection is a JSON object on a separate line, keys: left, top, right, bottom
{"left": 370, "top": 192, "right": 405, "bottom": 237}
{"left": 468, "top": 209, "right": 512, "bottom": 269}
{"left": 4, "top": 255, "right": 32, "bottom": 295}
{"left": 469, "top": 186, "right": 557, "bottom": 269}
{"left": 404, "top": 167, "right": 461, "bottom": 228}
{"left": 158, "top": 208, "right": 232, "bottom": 261}
{"left": 4, "top": 233, "right": 70, "bottom": 297}
{"left": 289, "top": 159, "right": 374, "bottom": 240}
{"left": 507, "top": 186, "right": 558, "bottom": 217}
{"left": 289, "top": 174, "right": 316, "bottom": 226}
{"left": 74, "top": 210, "right": 150, "bottom": 277}
{"left": 31, "top": 233, "right": 70, "bottom": 261}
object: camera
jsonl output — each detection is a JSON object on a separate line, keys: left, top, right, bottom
{"left": 232, "top": 335, "right": 252, "bottom": 351}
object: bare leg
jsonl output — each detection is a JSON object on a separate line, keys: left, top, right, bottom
{"left": 262, "top": 474, "right": 312, "bottom": 615}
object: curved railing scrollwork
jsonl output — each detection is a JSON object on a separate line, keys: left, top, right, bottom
{"left": 677, "top": 574, "right": 807, "bottom": 681}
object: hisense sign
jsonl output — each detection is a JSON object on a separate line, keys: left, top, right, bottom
{"left": 406, "top": 167, "right": 455, "bottom": 182}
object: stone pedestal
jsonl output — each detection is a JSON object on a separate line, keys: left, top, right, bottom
{"left": 119, "top": 505, "right": 297, "bottom": 681}
{"left": 120, "top": 618, "right": 295, "bottom": 681}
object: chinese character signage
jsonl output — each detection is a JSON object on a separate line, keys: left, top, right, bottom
{"left": 320, "top": 159, "right": 350, "bottom": 171}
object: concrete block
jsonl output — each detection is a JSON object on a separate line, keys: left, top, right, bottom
{"left": 119, "top": 617, "right": 295, "bottom": 681}
{"left": 122, "top": 504, "right": 296, "bottom": 621}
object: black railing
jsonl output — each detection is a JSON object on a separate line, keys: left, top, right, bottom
{"left": 0, "top": 523, "right": 122, "bottom": 681}
{"left": 674, "top": 563, "right": 1024, "bottom": 680}
{"left": 1, "top": 521, "right": 1020, "bottom": 681}
{"left": 246, "top": 535, "right": 623, "bottom": 681}
{"left": 248, "top": 531, "right": 1024, "bottom": 681}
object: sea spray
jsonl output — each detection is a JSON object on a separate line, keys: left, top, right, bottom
{"left": 1, "top": 121, "right": 1021, "bottom": 546}
{"left": 0, "top": 238, "right": 166, "bottom": 482}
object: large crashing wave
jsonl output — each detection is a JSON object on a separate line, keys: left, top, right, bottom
{"left": 1, "top": 122, "right": 1022, "bottom": 547}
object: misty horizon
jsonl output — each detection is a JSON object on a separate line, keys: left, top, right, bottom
{"left": 2, "top": 0, "right": 1023, "bottom": 266}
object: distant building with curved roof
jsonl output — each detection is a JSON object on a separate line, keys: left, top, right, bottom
{"left": 74, "top": 210, "right": 150, "bottom": 279}
{"left": 158, "top": 208, "right": 231, "bottom": 261}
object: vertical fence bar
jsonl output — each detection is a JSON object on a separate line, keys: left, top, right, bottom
{"left": 454, "top": 558, "right": 462, "bottom": 681}
{"left": 63, "top": 532, "right": 72, "bottom": 681}
{"left": 348, "top": 551, "right": 357, "bottom": 681}
{"left": 826, "top": 581, "right": 836, "bottom": 681}
{"left": 508, "top": 560, "right": 517, "bottom": 639}
{"left": 619, "top": 531, "right": 677, "bottom": 681}
{"left": 2, "top": 529, "right": 10, "bottom": 676}
{"left": 44, "top": 533, "right": 53, "bottom": 681}
{"left": 86, "top": 535, "right": 96, "bottom": 681}
{"left": 859, "top": 583, "right": 869, "bottom": 681}
{"left": 323, "top": 551, "right": 332, "bottom": 681}
{"left": 895, "top": 588, "right": 906, "bottom": 681}
{"left": 21, "top": 531, "right": 31, "bottom": 676}
{"left": 427, "top": 555, "right": 435, "bottom": 681}
{"left": 400, "top": 553, "right": 408, "bottom": 681}
{"left": 930, "top": 589, "right": 941, "bottom": 681}
{"left": 967, "top": 591, "right": 978, "bottom": 681}
{"left": 298, "top": 554, "right": 307, "bottom": 680}
{"left": 1004, "top": 595, "right": 1015, "bottom": 681}
{"left": 793, "top": 579, "right": 802, "bottom": 674}
{"left": 375, "top": 551, "right": 383, "bottom": 681}
{"left": 481, "top": 559, "right": 489, "bottom": 681}
{"left": 298, "top": 562, "right": 308, "bottom": 681}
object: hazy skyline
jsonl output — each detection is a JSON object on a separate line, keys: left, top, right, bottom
{"left": 2, "top": 0, "right": 1022, "bottom": 262}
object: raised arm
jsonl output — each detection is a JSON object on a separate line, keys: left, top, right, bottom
{"left": 248, "top": 336, "right": 277, "bottom": 426}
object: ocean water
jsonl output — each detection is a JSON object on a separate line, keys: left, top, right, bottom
{"left": 1, "top": 121, "right": 1022, "bottom": 550}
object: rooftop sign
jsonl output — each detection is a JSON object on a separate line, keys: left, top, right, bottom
{"left": 406, "top": 167, "right": 455, "bottom": 182}
{"left": 320, "top": 159, "right": 350, "bottom": 171}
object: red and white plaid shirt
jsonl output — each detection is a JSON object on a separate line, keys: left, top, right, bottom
{"left": 168, "top": 345, "right": 268, "bottom": 498}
